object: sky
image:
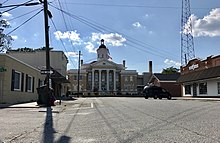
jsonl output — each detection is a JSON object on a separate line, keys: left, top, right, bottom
{"left": 1, "top": 0, "right": 220, "bottom": 74}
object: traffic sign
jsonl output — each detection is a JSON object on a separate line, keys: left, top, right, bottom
{"left": 40, "top": 70, "right": 53, "bottom": 74}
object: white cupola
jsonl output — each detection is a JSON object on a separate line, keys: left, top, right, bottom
{"left": 97, "top": 39, "right": 111, "bottom": 61}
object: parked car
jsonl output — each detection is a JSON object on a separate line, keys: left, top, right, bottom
{"left": 143, "top": 85, "right": 172, "bottom": 100}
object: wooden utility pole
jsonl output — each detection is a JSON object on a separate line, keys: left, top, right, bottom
{"left": 77, "top": 51, "right": 81, "bottom": 97}
{"left": 43, "top": 0, "right": 50, "bottom": 104}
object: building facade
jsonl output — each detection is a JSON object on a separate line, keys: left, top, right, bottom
{"left": 177, "top": 55, "right": 220, "bottom": 97}
{"left": 149, "top": 73, "right": 181, "bottom": 97}
{"left": 0, "top": 54, "right": 45, "bottom": 104}
{"left": 7, "top": 48, "right": 69, "bottom": 97}
{"left": 67, "top": 39, "right": 138, "bottom": 95}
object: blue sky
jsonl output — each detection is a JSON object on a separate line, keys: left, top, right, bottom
{"left": 1, "top": 0, "right": 220, "bottom": 73}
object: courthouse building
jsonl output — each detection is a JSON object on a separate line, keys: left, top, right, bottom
{"left": 67, "top": 39, "right": 138, "bottom": 95}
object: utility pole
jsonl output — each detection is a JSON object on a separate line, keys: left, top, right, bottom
{"left": 77, "top": 51, "right": 81, "bottom": 97}
{"left": 43, "top": 0, "right": 50, "bottom": 105}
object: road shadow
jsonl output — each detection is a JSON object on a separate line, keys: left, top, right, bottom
{"left": 42, "top": 107, "right": 55, "bottom": 143}
{"left": 42, "top": 107, "right": 71, "bottom": 143}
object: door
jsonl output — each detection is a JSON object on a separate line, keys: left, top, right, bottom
{"left": 193, "top": 83, "right": 197, "bottom": 96}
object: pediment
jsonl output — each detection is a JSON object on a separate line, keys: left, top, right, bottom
{"left": 92, "top": 60, "right": 116, "bottom": 67}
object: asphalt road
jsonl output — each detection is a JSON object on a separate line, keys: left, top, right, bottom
{"left": 1, "top": 97, "right": 220, "bottom": 143}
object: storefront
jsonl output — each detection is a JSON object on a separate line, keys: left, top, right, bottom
{"left": 178, "top": 55, "right": 220, "bottom": 97}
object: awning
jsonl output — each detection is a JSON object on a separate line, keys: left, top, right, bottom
{"left": 50, "top": 69, "right": 70, "bottom": 83}
{"left": 177, "top": 66, "right": 220, "bottom": 83}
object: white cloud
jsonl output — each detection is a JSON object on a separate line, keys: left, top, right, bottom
{"left": 164, "top": 59, "right": 181, "bottom": 67}
{"left": 54, "top": 30, "right": 82, "bottom": 45}
{"left": 84, "top": 42, "right": 96, "bottom": 53}
{"left": 65, "top": 52, "right": 78, "bottom": 58}
{"left": 145, "top": 14, "right": 149, "bottom": 18}
{"left": 132, "top": 22, "right": 145, "bottom": 29}
{"left": 183, "top": 8, "right": 220, "bottom": 37}
{"left": 91, "top": 33, "right": 126, "bottom": 46}
{"left": 1, "top": 12, "right": 12, "bottom": 17}
{"left": 148, "top": 31, "right": 153, "bottom": 35}
{"left": 11, "top": 35, "right": 18, "bottom": 40}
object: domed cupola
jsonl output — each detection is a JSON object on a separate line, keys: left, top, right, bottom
{"left": 97, "top": 39, "right": 111, "bottom": 61}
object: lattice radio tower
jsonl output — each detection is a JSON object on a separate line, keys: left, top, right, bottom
{"left": 181, "top": 0, "right": 195, "bottom": 66}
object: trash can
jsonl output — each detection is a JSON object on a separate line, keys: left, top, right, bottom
{"left": 37, "top": 85, "right": 49, "bottom": 105}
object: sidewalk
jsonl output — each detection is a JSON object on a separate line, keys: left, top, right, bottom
{"left": 173, "top": 96, "right": 220, "bottom": 101}
{"left": 0, "top": 100, "right": 63, "bottom": 108}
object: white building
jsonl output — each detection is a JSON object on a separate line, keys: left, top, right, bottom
{"left": 178, "top": 55, "right": 220, "bottom": 97}
{"left": 0, "top": 54, "right": 45, "bottom": 104}
{"left": 7, "top": 48, "right": 69, "bottom": 97}
{"left": 68, "top": 39, "right": 138, "bottom": 96}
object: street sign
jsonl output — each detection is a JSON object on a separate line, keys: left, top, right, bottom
{"left": 40, "top": 70, "right": 53, "bottom": 74}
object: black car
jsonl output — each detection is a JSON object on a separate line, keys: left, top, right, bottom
{"left": 143, "top": 85, "right": 172, "bottom": 100}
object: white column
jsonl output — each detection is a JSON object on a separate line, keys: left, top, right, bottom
{"left": 113, "top": 70, "right": 116, "bottom": 92}
{"left": 99, "top": 70, "right": 102, "bottom": 91}
{"left": 92, "top": 70, "right": 94, "bottom": 91}
{"left": 107, "top": 70, "right": 109, "bottom": 91}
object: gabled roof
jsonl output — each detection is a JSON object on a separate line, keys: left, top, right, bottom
{"left": 152, "top": 73, "right": 180, "bottom": 82}
{"left": 177, "top": 66, "right": 220, "bottom": 83}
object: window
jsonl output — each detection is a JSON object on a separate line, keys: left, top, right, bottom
{"left": 88, "top": 73, "right": 92, "bottom": 82}
{"left": 199, "top": 82, "right": 207, "bottom": 94}
{"left": 25, "top": 74, "right": 34, "bottom": 93}
{"left": 218, "top": 82, "right": 220, "bottom": 94}
{"left": 74, "top": 75, "right": 77, "bottom": 80}
{"left": 26, "top": 75, "right": 32, "bottom": 92}
{"left": 95, "top": 72, "right": 98, "bottom": 82}
{"left": 14, "top": 71, "right": 22, "bottom": 91}
{"left": 80, "top": 75, "right": 83, "bottom": 80}
{"left": 125, "top": 77, "right": 128, "bottom": 82}
{"left": 185, "top": 85, "right": 191, "bottom": 94}
{"left": 130, "top": 76, "right": 133, "bottom": 82}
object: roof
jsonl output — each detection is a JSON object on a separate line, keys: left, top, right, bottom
{"left": 51, "top": 68, "right": 70, "bottom": 83}
{"left": 177, "top": 66, "right": 220, "bottom": 83}
{"left": 153, "top": 73, "right": 180, "bottom": 81}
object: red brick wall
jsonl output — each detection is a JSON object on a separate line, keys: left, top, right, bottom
{"left": 160, "top": 82, "right": 182, "bottom": 97}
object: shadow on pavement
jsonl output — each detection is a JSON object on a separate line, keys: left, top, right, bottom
{"left": 42, "top": 107, "right": 71, "bottom": 143}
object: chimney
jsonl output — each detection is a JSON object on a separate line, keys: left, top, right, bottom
{"left": 123, "top": 60, "right": 126, "bottom": 67}
{"left": 149, "top": 61, "right": 152, "bottom": 74}
{"left": 81, "top": 60, "right": 83, "bottom": 66}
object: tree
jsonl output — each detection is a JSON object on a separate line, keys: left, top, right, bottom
{"left": 0, "top": 16, "right": 13, "bottom": 52}
{"left": 162, "top": 66, "right": 180, "bottom": 74}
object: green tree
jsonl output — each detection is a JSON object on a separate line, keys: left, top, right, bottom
{"left": 162, "top": 66, "right": 180, "bottom": 74}
{"left": 0, "top": 16, "right": 13, "bottom": 52}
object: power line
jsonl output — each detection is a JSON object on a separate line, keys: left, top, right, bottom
{"left": 61, "top": 2, "right": 181, "bottom": 9}
{"left": 59, "top": 2, "right": 213, "bottom": 10}
{"left": 7, "top": 7, "right": 42, "bottom": 21}
{"left": 50, "top": 4, "right": 179, "bottom": 61}
{"left": 2, "top": 0, "right": 10, "bottom": 5}
{"left": 0, "top": 0, "right": 37, "bottom": 13}
{"left": 57, "top": 0, "right": 77, "bottom": 52}
{"left": 50, "top": 18, "right": 77, "bottom": 69}
{"left": 6, "top": 9, "right": 43, "bottom": 35}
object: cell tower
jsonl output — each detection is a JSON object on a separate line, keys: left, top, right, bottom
{"left": 181, "top": 0, "right": 195, "bottom": 66}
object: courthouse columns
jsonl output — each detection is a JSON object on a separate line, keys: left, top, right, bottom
{"left": 107, "top": 70, "right": 109, "bottom": 91}
{"left": 99, "top": 70, "right": 102, "bottom": 91}
{"left": 92, "top": 70, "right": 94, "bottom": 91}
{"left": 113, "top": 70, "right": 116, "bottom": 91}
